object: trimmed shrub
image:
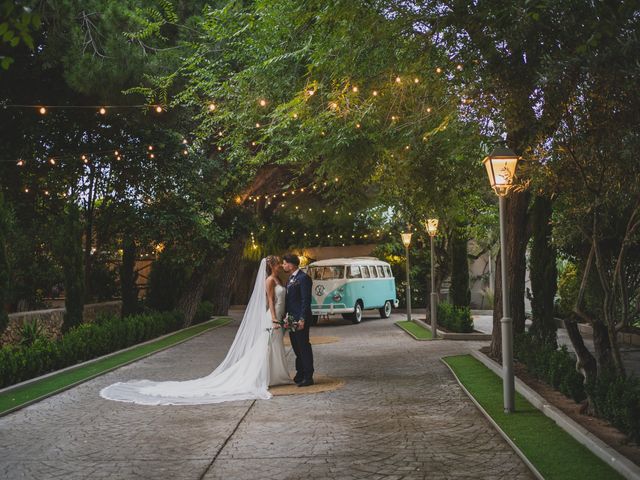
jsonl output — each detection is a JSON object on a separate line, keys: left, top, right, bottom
{"left": 193, "top": 301, "right": 214, "bottom": 324}
{"left": 586, "top": 370, "right": 640, "bottom": 443}
{"left": 514, "top": 333, "right": 586, "bottom": 403}
{"left": 437, "top": 302, "right": 473, "bottom": 333}
{"left": 0, "top": 310, "right": 183, "bottom": 389}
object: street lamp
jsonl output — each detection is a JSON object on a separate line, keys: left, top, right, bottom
{"left": 401, "top": 232, "right": 413, "bottom": 322}
{"left": 483, "top": 146, "right": 521, "bottom": 413}
{"left": 424, "top": 218, "right": 439, "bottom": 339}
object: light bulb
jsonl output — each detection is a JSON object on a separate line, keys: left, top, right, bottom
{"left": 259, "top": 99, "right": 267, "bottom": 107}
{"left": 99, "top": 107, "right": 107, "bottom": 115}
{"left": 208, "top": 103, "right": 216, "bottom": 111}
{"left": 395, "top": 76, "right": 401, "bottom": 83}
{"left": 155, "top": 105, "right": 163, "bottom": 113}
{"left": 38, "top": 106, "right": 47, "bottom": 115}
{"left": 372, "top": 90, "right": 378, "bottom": 96}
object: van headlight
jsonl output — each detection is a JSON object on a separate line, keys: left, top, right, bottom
{"left": 332, "top": 293, "right": 342, "bottom": 302}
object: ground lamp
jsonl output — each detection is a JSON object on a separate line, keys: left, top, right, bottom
{"left": 482, "top": 146, "right": 521, "bottom": 413}
{"left": 424, "top": 219, "right": 439, "bottom": 339}
{"left": 401, "top": 232, "right": 413, "bottom": 322}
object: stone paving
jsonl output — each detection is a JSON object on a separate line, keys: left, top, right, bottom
{"left": 0, "top": 312, "right": 533, "bottom": 480}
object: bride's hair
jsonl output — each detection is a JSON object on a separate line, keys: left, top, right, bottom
{"left": 265, "top": 255, "right": 281, "bottom": 276}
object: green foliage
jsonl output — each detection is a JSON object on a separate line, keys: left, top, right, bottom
{"left": 0, "top": 192, "right": 11, "bottom": 333}
{"left": 53, "top": 205, "right": 85, "bottom": 331}
{"left": 18, "top": 320, "right": 45, "bottom": 347}
{"left": 437, "top": 302, "right": 473, "bottom": 333}
{"left": 0, "top": 1, "right": 41, "bottom": 70}
{"left": 556, "top": 261, "right": 579, "bottom": 318}
{"left": 193, "top": 301, "right": 214, "bottom": 325}
{"left": 0, "top": 310, "right": 183, "bottom": 388}
{"left": 515, "top": 333, "right": 586, "bottom": 403}
{"left": 449, "top": 227, "right": 470, "bottom": 308}
{"left": 145, "top": 252, "right": 188, "bottom": 312}
{"left": 586, "top": 370, "right": 640, "bottom": 443}
{"left": 528, "top": 196, "right": 557, "bottom": 345}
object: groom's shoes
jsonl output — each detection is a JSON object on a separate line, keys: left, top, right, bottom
{"left": 293, "top": 374, "right": 304, "bottom": 384}
{"left": 297, "top": 378, "right": 314, "bottom": 387}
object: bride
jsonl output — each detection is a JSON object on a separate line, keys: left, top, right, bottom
{"left": 100, "top": 256, "right": 291, "bottom": 405}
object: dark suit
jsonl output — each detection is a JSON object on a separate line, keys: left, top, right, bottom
{"left": 285, "top": 269, "right": 314, "bottom": 381}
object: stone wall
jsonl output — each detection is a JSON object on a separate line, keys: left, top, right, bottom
{"left": 1, "top": 301, "right": 122, "bottom": 346}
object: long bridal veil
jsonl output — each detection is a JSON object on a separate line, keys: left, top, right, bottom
{"left": 100, "top": 259, "right": 272, "bottom": 405}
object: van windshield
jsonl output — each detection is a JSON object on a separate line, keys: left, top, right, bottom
{"left": 309, "top": 266, "right": 345, "bottom": 280}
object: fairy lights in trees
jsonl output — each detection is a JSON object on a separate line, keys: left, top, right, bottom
{"left": 436, "top": 67, "right": 442, "bottom": 74}
{"left": 259, "top": 99, "right": 267, "bottom": 107}
{"left": 155, "top": 105, "right": 163, "bottom": 113}
{"left": 208, "top": 103, "right": 217, "bottom": 111}
{"left": 99, "top": 107, "right": 107, "bottom": 115}
{"left": 372, "top": 90, "right": 378, "bottom": 96}
{"left": 49, "top": 158, "right": 56, "bottom": 165}
{"left": 38, "top": 106, "right": 46, "bottom": 115}
{"left": 395, "top": 76, "right": 401, "bottom": 83}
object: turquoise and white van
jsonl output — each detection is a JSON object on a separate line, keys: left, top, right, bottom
{"left": 307, "top": 257, "right": 399, "bottom": 324}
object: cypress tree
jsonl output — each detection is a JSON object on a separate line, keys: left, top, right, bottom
{"left": 529, "top": 195, "right": 558, "bottom": 346}
{"left": 450, "top": 225, "right": 470, "bottom": 307}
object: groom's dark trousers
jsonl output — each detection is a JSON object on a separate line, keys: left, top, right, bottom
{"left": 286, "top": 270, "right": 314, "bottom": 381}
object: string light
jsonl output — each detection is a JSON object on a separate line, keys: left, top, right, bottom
{"left": 148, "top": 145, "right": 153, "bottom": 151}
{"left": 372, "top": 90, "right": 378, "bottom": 96}
{"left": 436, "top": 67, "right": 442, "bottom": 74}
{"left": 38, "top": 107, "right": 46, "bottom": 115}
{"left": 414, "top": 78, "right": 420, "bottom": 83}
{"left": 259, "top": 99, "right": 267, "bottom": 107}
{"left": 49, "top": 158, "right": 56, "bottom": 165}
{"left": 208, "top": 103, "right": 217, "bottom": 111}
{"left": 352, "top": 86, "right": 358, "bottom": 93}
{"left": 255, "top": 122, "right": 261, "bottom": 128}
{"left": 155, "top": 105, "right": 163, "bottom": 113}
{"left": 456, "top": 64, "right": 463, "bottom": 71}
{"left": 395, "top": 76, "right": 401, "bottom": 83}
{"left": 99, "top": 107, "right": 107, "bottom": 115}
{"left": 16, "top": 160, "right": 24, "bottom": 166}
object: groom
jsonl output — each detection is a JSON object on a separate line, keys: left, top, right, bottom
{"left": 282, "top": 253, "right": 315, "bottom": 387}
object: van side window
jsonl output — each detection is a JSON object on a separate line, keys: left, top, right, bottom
{"left": 384, "top": 266, "right": 392, "bottom": 277}
{"left": 361, "top": 266, "right": 370, "bottom": 278}
{"left": 347, "top": 265, "right": 362, "bottom": 279}
{"left": 369, "top": 266, "right": 378, "bottom": 278}
{"left": 377, "top": 266, "right": 385, "bottom": 277}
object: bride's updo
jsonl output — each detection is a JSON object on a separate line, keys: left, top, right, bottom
{"left": 265, "top": 255, "right": 281, "bottom": 276}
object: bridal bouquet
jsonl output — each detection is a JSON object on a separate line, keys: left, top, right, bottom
{"left": 268, "top": 314, "right": 299, "bottom": 333}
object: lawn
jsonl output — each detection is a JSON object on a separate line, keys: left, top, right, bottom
{"left": 443, "top": 354, "right": 624, "bottom": 480}
{"left": 0, "top": 316, "right": 233, "bottom": 416}
{"left": 395, "top": 320, "right": 433, "bottom": 340}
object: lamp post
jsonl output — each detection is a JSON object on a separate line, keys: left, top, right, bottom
{"left": 424, "top": 219, "right": 439, "bottom": 339}
{"left": 401, "top": 232, "right": 413, "bottom": 322}
{"left": 483, "top": 146, "right": 521, "bottom": 413}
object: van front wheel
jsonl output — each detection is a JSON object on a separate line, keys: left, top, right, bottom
{"left": 379, "top": 300, "right": 392, "bottom": 319}
{"left": 351, "top": 302, "right": 363, "bottom": 324}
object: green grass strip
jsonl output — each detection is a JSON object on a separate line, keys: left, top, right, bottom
{"left": 395, "top": 320, "right": 433, "bottom": 340}
{"left": 0, "top": 317, "right": 233, "bottom": 416}
{"left": 443, "top": 355, "right": 624, "bottom": 480}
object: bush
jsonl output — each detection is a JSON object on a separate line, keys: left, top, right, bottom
{"left": 437, "top": 302, "right": 473, "bottom": 333}
{"left": 515, "top": 333, "right": 586, "bottom": 403}
{"left": 193, "top": 301, "right": 214, "bottom": 325}
{"left": 586, "top": 370, "right": 640, "bottom": 443}
{"left": 0, "top": 310, "right": 183, "bottom": 389}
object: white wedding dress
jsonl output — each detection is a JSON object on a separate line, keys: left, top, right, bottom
{"left": 100, "top": 259, "right": 290, "bottom": 405}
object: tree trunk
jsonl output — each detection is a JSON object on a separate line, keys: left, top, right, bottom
{"left": 528, "top": 195, "right": 558, "bottom": 345}
{"left": 120, "top": 235, "right": 138, "bottom": 318}
{"left": 83, "top": 164, "right": 96, "bottom": 302}
{"left": 449, "top": 226, "right": 470, "bottom": 307}
{"left": 592, "top": 320, "right": 614, "bottom": 376}
{"left": 564, "top": 315, "right": 597, "bottom": 382}
{"left": 491, "top": 190, "right": 531, "bottom": 357}
{"left": 210, "top": 236, "right": 247, "bottom": 315}
{"left": 176, "top": 260, "right": 213, "bottom": 327}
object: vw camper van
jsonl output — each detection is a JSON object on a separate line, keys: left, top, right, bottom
{"left": 307, "top": 257, "right": 399, "bottom": 324}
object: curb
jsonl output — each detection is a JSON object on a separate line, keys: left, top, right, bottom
{"left": 0, "top": 317, "right": 233, "bottom": 417}
{"left": 471, "top": 350, "right": 640, "bottom": 480}
{"left": 441, "top": 358, "right": 545, "bottom": 480}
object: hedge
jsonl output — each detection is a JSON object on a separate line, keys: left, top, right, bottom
{"left": 437, "top": 302, "right": 473, "bottom": 333}
{"left": 515, "top": 332, "right": 640, "bottom": 443}
{"left": 0, "top": 310, "right": 183, "bottom": 389}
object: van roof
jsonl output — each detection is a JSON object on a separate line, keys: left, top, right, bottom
{"left": 308, "top": 257, "right": 390, "bottom": 267}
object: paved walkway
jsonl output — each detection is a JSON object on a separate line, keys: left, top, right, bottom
{"left": 0, "top": 312, "right": 533, "bottom": 479}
